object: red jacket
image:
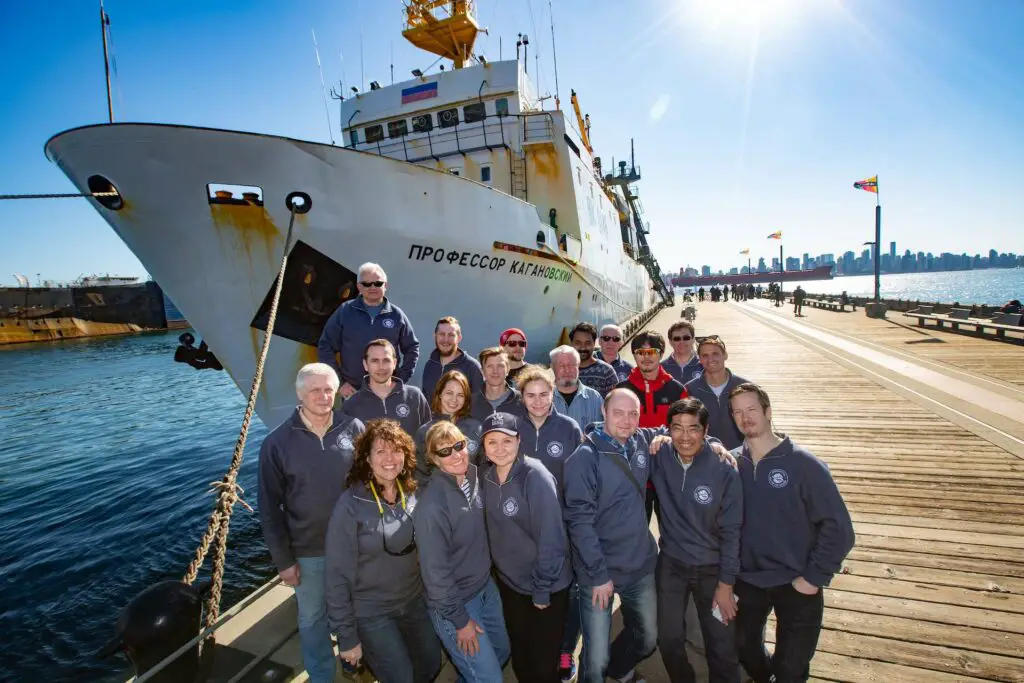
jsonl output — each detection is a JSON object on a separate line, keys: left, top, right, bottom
{"left": 617, "top": 367, "right": 688, "bottom": 429}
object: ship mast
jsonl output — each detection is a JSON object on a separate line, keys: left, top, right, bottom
{"left": 100, "top": 0, "right": 114, "bottom": 122}
{"left": 402, "top": 0, "right": 480, "bottom": 68}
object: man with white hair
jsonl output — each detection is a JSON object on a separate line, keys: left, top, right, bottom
{"left": 258, "top": 363, "right": 366, "bottom": 683}
{"left": 594, "top": 323, "right": 633, "bottom": 382}
{"left": 317, "top": 262, "right": 420, "bottom": 400}
{"left": 550, "top": 345, "right": 603, "bottom": 431}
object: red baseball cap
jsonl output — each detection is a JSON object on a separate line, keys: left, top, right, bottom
{"left": 499, "top": 328, "right": 527, "bottom": 346}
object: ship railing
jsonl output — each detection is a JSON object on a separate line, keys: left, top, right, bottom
{"left": 522, "top": 112, "right": 555, "bottom": 144}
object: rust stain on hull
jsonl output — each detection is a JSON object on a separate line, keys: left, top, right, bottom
{"left": 527, "top": 148, "right": 559, "bottom": 180}
{"left": 210, "top": 204, "right": 281, "bottom": 262}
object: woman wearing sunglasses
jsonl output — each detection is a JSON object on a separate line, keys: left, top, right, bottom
{"left": 479, "top": 412, "right": 572, "bottom": 683}
{"left": 324, "top": 419, "right": 441, "bottom": 683}
{"left": 414, "top": 370, "right": 483, "bottom": 483}
{"left": 415, "top": 420, "right": 510, "bottom": 682}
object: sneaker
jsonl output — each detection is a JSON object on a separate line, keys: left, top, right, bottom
{"left": 617, "top": 670, "right": 647, "bottom": 683}
{"left": 558, "top": 651, "right": 577, "bottom": 682}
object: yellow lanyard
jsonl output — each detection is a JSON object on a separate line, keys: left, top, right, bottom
{"left": 369, "top": 481, "right": 407, "bottom": 516}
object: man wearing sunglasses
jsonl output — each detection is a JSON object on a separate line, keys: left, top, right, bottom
{"left": 500, "top": 328, "right": 529, "bottom": 382}
{"left": 662, "top": 321, "right": 703, "bottom": 386}
{"left": 594, "top": 323, "right": 634, "bottom": 383}
{"left": 317, "top": 262, "right": 421, "bottom": 400}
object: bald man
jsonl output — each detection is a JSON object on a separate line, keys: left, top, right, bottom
{"left": 563, "top": 389, "right": 658, "bottom": 683}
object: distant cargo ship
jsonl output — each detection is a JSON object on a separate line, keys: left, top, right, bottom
{"left": 672, "top": 264, "right": 834, "bottom": 288}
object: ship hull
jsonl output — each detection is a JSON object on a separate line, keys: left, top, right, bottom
{"left": 46, "top": 124, "right": 656, "bottom": 426}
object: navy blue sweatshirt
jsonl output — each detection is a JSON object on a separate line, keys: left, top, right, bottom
{"left": 684, "top": 370, "right": 750, "bottom": 450}
{"left": 421, "top": 349, "right": 484, "bottom": 401}
{"left": 514, "top": 408, "right": 584, "bottom": 494}
{"left": 257, "top": 409, "right": 366, "bottom": 570}
{"left": 342, "top": 378, "right": 431, "bottom": 437}
{"left": 563, "top": 425, "right": 658, "bottom": 588}
{"left": 413, "top": 464, "right": 491, "bottom": 629}
{"left": 734, "top": 436, "right": 855, "bottom": 588}
{"left": 324, "top": 483, "right": 423, "bottom": 650}
{"left": 317, "top": 295, "right": 420, "bottom": 387}
{"left": 662, "top": 353, "right": 703, "bottom": 386}
{"left": 482, "top": 456, "right": 572, "bottom": 605}
{"left": 650, "top": 441, "right": 743, "bottom": 584}
{"left": 413, "top": 415, "right": 484, "bottom": 482}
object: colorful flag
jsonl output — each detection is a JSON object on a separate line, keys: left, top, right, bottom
{"left": 739, "top": 248, "right": 750, "bottom": 255}
{"left": 766, "top": 231, "right": 782, "bottom": 240}
{"left": 401, "top": 81, "right": 438, "bottom": 104}
{"left": 853, "top": 175, "right": 878, "bottom": 193}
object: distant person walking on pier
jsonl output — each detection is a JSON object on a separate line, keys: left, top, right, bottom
{"left": 500, "top": 328, "right": 529, "bottom": 383}
{"left": 258, "top": 363, "right": 367, "bottom": 683}
{"left": 595, "top": 323, "right": 634, "bottom": 382}
{"left": 343, "top": 340, "right": 431, "bottom": 437}
{"left": 318, "top": 262, "right": 420, "bottom": 400}
{"left": 470, "top": 347, "right": 522, "bottom": 422}
{"left": 793, "top": 286, "right": 806, "bottom": 317}
{"left": 421, "top": 316, "right": 484, "bottom": 400}
{"left": 729, "top": 383, "right": 855, "bottom": 683}
{"left": 650, "top": 398, "right": 742, "bottom": 683}
{"left": 571, "top": 322, "right": 620, "bottom": 397}
{"left": 723, "top": 285, "right": 730, "bottom": 301}
{"left": 683, "top": 336, "right": 750, "bottom": 450}
{"left": 662, "top": 321, "right": 703, "bottom": 385}
{"left": 774, "top": 284, "right": 784, "bottom": 308}
{"left": 699, "top": 287, "right": 706, "bottom": 302}
{"left": 550, "top": 345, "right": 604, "bottom": 430}
{"left": 324, "top": 419, "right": 442, "bottom": 683}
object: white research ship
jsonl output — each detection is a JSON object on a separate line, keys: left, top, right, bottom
{"left": 45, "top": 0, "right": 673, "bottom": 427}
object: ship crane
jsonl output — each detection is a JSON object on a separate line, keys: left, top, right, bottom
{"left": 402, "top": 0, "right": 480, "bottom": 68}
{"left": 570, "top": 89, "right": 593, "bottom": 154}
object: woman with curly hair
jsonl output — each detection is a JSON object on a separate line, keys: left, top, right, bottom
{"left": 414, "top": 369, "right": 483, "bottom": 482}
{"left": 324, "top": 419, "right": 442, "bottom": 683}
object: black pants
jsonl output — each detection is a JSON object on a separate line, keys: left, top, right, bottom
{"left": 656, "top": 555, "right": 739, "bottom": 683}
{"left": 734, "top": 579, "right": 824, "bottom": 683}
{"left": 496, "top": 577, "right": 570, "bottom": 683}
{"left": 645, "top": 485, "right": 660, "bottom": 525}
{"left": 794, "top": 301, "right": 803, "bottom": 315}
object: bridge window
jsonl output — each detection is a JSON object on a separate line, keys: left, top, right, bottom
{"left": 412, "top": 113, "right": 433, "bottom": 132}
{"left": 388, "top": 119, "right": 409, "bottom": 138}
{"left": 438, "top": 108, "right": 459, "bottom": 128}
{"left": 463, "top": 102, "right": 486, "bottom": 123}
{"left": 496, "top": 98, "right": 509, "bottom": 117}
{"left": 365, "top": 124, "right": 384, "bottom": 143}
{"left": 480, "top": 166, "right": 492, "bottom": 183}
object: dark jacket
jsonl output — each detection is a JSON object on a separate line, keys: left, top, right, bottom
{"left": 514, "top": 408, "right": 584, "bottom": 494}
{"left": 413, "top": 464, "right": 491, "bottom": 629}
{"left": 413, "top": 415, "right": 484, "bottom": 482}
{"left": 342, "top": 378, "right": 431, "bottom": 437}
{"left": 595, "top": 350, "right": 634, "bottom": 383}
{"left": 316, "top": 295, "right": 420, "bottom": 387}
{"left": 257, "top": 409, "right": 366, "bottom": 570}
{"left": 482, "top": 456, "right": 572, "bottom": 605}
{"left": 563, "top": 425, "right": 658, "bottom": 588}
{"left": 421, "top": 349, "right": 484, "bottom": 401}
{"left": 650, "top": 441, "right": 742, "bottom": 584}
{"left": 324, "top": 483, "right": 423, "bottom": 650}
{"left": 734, "top": 436, "right": 855, "bottom": 588}
{"left": 683, "top": 370, "right": 750, "bottom": 450}
{"left": 469, "top": 386, "right": 522, "bottom": 423}
{"left": 618, "top": 367, "right": 687, "bottom": 429}
{"left": 662, "top": 353, "right": 703, "bottom": 386}
{"left": 578, "top": 358, "right": 621, "bottom": 397}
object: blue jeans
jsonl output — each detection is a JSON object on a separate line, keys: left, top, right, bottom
{"left": 294, "top": 556, "right": 336, "bottom": 683}
{"left": 578, "top": 572, "right": 658, "bottom": 683}
{"left": 428, "top": 578, "right": 510, "bottom": 683}
{"left": 359, "top": 596, "right": 442, "bottom": 683}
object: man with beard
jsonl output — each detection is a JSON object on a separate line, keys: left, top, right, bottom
{"left": 421, "top": 316, "right": 484, "bottom": 399}
{"left": 571, "top": 322, "right": 620, "bottom": 397}
{"left": 343, "top": 339, "right": 432, "bottom": 437}
{"left": 550, "top": 345, "right": 603, "bottom": 431}
{"left": 729, "top": 383, "right": 854, "bottom": 683}
{"left": 500, "top": 328, "right": 529, "bottom": 383}
{"left": 594, "top": 323, "right": 633, "bottom": 382}
{"left": 683, "top": 336, "right": 750, "bottom": 450}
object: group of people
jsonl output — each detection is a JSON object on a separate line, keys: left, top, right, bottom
{"left": 258, "top": 262, "right": 856, "bottom": 683}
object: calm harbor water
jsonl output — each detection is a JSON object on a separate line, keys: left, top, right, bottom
{"left": 1, "top": 267, "right": 1021, "bottom": 681}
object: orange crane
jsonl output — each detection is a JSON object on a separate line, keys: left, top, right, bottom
{"left": 402, "top": 0, "right": 480, "bottom": 69}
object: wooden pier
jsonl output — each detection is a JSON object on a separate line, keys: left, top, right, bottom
{"left": 211, "top": 298, "right": 1024, "bottom": 683}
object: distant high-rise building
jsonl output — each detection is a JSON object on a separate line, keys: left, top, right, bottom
{"left": 729, "top": 267, "right": 739, "bottom": 275}
{"left": 771, "top": 257, "right": 780, "bottom": 272}
{"left": 890, "top": 241, "right": 896, "bottom": 260}
{"left": 757, "top": 257, "right": 768, "bottom": 273}
{"left": 802, "top": 253, "right": 811, "bottom": 270}
{"left": 786, "top": 257, "right": 800, "bottom": 271}
{"left": 701, "top": 265, "right": 711, "bottom": 277}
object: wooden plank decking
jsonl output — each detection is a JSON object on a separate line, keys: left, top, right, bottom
{"left": 214, "top": 298, "right": 1024, "bottom": 683}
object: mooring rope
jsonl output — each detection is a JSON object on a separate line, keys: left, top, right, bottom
{"left": 0, "top": 191, "right": 120, "bottom": 200}
{"left": 180, "top": 200, "right": 299, "bottom": 655}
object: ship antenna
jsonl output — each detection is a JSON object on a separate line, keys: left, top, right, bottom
{"left": 99, "top": 0, "right": 114, "bottom": 123}
{"left": 311, "top": 29, "right": 335, "bottom": 145}
{"left": 549, "top": 0, "right": 561, "bottom": 109}
{"left": 390, "top": 41, "right": 395, "bottom": 84}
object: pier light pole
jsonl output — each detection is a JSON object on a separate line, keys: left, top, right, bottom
{"left": 853, "top": 174, "right": 884, "bottom": 317}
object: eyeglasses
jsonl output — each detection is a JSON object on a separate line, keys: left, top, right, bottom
{"left": 671, "top": 335, "right": 693, "bottom": 342}
{"left": 369, "top": 481, "right": 417, "bottom": 556}
{"left": 634, "top": 348, "right": 660, "bottom": 358}
{"left": 600, "top": 335, "right": 621, "bottom": 342}
{"left": 696, "top": 335, "right": 722, "bottom": 344}
{"left": 360, "top": 280, "right": 386, "bottom": 288}
{"left": 434, "top": 440, "right": 468, "bottom": 457}
{"left": 504, "top": 340, "right": 527, "bottom": 348}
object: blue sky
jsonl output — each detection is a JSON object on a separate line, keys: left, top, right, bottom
{"left": 1, "top": 0, "right": 1022, "bottom": 283}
